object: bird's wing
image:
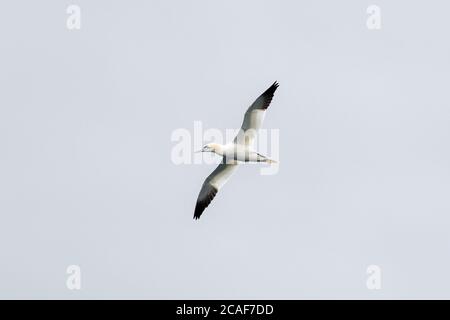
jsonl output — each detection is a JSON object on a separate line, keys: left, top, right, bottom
{"left": 194, "top": 160, "right": 239, "bottom": 220}
{"left": 233, "top": 81, "right": 279, "bottom": 146}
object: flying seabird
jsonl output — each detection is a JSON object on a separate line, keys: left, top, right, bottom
{"left": 193, "top": 81, "right": 279, "bottom": 220}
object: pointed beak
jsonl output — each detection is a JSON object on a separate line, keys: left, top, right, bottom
{"left": 195, "top": 149, "right": 202, "bottom": 153}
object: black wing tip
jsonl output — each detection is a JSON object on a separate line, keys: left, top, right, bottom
{"left": 265, "top": 81, "right": 279, "bottom": 94}
{"left": 268, "top": 81, "right": 279, "bottom": 93}
{"left": 193, "top": 204, "right": 203, "bottom": 220}
{"left": 193, "top": 184, "right": 218, "bottom": 220}
{"left": 258, "top": 81, "right": 279, "bottom": 110}
{"left": 263, "top": 81, "right": 280, "bottom": 96}
{"left": 193, "top": 205, "right": 203, "bottom": 220}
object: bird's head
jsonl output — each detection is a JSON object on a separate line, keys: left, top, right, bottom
{"left": 197, "top": 143, "right": 221, "bottom": 154}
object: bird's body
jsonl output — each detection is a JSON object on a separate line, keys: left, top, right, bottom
{"left": 203, "top": 143, "right": 275, "bottom": 163}
{"left": 194, "top": 81, "right": 279, "bottom": 220}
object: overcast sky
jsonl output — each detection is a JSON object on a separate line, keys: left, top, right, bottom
{"left": 1, "top": 0, "right": 450, "bottom": 299}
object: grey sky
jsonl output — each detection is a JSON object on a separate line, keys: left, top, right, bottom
{"left": 1, "top": 0, "right": 450, "bottom": 299}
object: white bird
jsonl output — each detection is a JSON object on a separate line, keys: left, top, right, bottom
{"left": 194, "top": 81, "right": 279, "bottom": 220}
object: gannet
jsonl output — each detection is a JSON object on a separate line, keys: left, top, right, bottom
{"left": 194, "top": 81, "right": 279, "bottom": 220}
